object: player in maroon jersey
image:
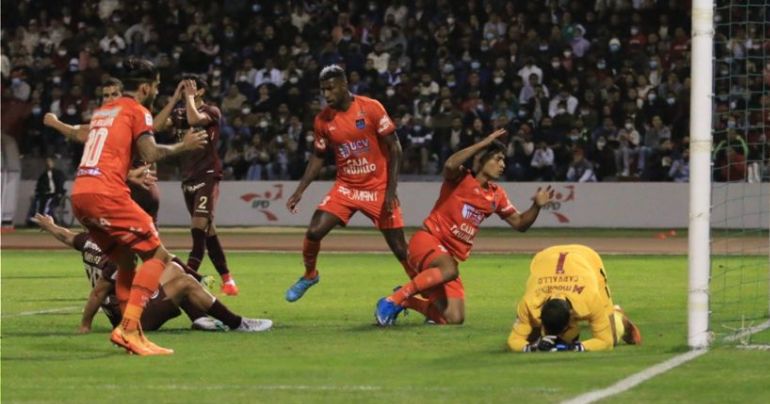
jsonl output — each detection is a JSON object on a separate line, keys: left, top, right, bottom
{"left": 157, "top": 75, "right": 238, "bottom": 295}
{"left": 284, "top": 65, "right": 410, "bottom": 302}
{"left": 32, "top": 213, "right": 272, "bottom": 333}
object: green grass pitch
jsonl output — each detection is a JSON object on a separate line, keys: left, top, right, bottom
{"left": 2, "top": 251, "right": 768, "bottom": 403}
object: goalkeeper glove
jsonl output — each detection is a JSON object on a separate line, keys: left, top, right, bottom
{"left": 535, "top": 335, "right": 559, "bottom": 352}
{"left": 571, "top": 341, "right": 586, "bottom": 352}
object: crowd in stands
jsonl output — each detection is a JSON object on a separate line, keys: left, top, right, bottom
{"left": 2, "top": 0, "right": 768, "bottom": 182}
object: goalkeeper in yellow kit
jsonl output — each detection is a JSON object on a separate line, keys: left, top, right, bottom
{"left": 507, "top": 244, "right": 642, "bottom": 352}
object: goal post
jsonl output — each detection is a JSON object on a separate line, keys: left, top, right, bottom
{"left": 688, "top": 0, "right": 714, "bottom": 349}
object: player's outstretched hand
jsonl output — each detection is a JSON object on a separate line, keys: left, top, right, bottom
{"left": 30, "top": 213, "right": 55, "bottom": 231}
{"left": 532, "top": 185, "right": 555, "bottom": 208}
{"left": 286, "top": 191, "right": 302, "bottom": 214}
{"left": 127, "top": 164, "right": 158, "bottom": 190}
{"left": 181, "top": 129, "right": 208, "bottom": 150}
{"left": 43, "top": 112, "right": 59, "bottom": 128}
{"left": 383, "top": 190, "right": 399, "bottom": 215}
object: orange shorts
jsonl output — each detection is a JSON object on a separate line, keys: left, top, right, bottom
{"left": 71, "top": 193, "right": 161, "bottom": 254}
{"left": 407, "top": 230, "right": 465, "bottom": 300}
{"left": 317, "top": 183, "right": 404, "bottom": 230}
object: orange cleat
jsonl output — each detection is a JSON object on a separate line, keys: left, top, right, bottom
{"left": 110, "top": 326, "right": 174, "bottom": 356}
{"left": 615, "top": 306, "right": 642, "bottom": 345}
{"left": 221, "top": 281, "right": 239, "bottom": 296}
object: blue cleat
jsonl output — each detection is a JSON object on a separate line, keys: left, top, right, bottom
{"left": 285, "top": 274, "right": 320, "bottom": 302}
{"left": 375, "top": 297, "right": 404, "bottom": 326}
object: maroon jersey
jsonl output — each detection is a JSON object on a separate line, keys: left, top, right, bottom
{"left": 73, "top": 233, "right": 122, "bottom": 327}
{"left": 171, "top": 103, "right": 223, "bottom": 182}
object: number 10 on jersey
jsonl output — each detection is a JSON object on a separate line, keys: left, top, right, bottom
{"left": 80, "top": 127, "right": 109, "bottom": 167}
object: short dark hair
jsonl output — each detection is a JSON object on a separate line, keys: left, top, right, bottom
{"left": 476, "top": 139, "right": 507, "bottom": 166}
{"left": 541, "top": 298, "right": 571, "bottom": 335}
{"left": 120, "top": 58, "right": 158, "bottom": 91}
{"left": 102, "top": 77, "right": 123, "bottom": 90}
{"left": 182, "top": 73, "right": 208, "bottom": 91}
{"left": 319, "top": 64, "right": 346, "bottom": 82}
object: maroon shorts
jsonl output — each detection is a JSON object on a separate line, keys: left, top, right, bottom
{"left": 182, "top": 177, "right": 220, "bottom": 219}
{"left": 129, "top": 182, "right": 160, "bottom": 223}
{"left": 72, "top": 193, "right": 160, "bottom": 254}
{"left": 407, "top": 230, "right": 465, "bottom": 300}
{"left": 140, "top": 287, "right": 182, "bottom": 331}
{"left": 317, "top": 183, "right": 404, "bottom": 230}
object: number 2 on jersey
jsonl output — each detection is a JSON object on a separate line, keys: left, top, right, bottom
{"left": 80, "top": 127, "right": 109, "bottom": 167}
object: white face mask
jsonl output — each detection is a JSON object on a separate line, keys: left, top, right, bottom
{"left": 259, "top": 120, "right": 269, "bottom": 128}
{"left": 386, "top": 88, "right": 395, "bottom": 96}
{"left": 289, "top": 76, "right": 299, "bottom": 84}
{"left": 551, "top": 62, "right": 560, "bottom": 68}
{"left": 625, "top": 123, "right": 633, "bottom": 130}
{"left": 241, "top": 107, "right": 251, "bottom": 114}
{"left": 493, "top": 77, "right": 503, "bottom": 85}
{"left": 557, "top": 108, "right": 566, "bottom": 115}
{"left": 306, "top": 135, "right": 314, "bottom": 143}
{"left": 66, "top": 107, "right": 77, "bottom": 115}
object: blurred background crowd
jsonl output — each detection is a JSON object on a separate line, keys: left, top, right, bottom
{"left": 2, "top": 0, "right": 768, "bottom": 183}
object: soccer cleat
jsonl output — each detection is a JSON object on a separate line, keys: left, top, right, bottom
{"left": 191, "top": 317, "right": 227, "bottom": 331}
{"left": 234, "top": 318, "right": 273, "bottom": 332}
{"left": 615, "top": 305, "right": 643, "bottom": 345}
{"left": 375, "top": 297, "right": 404, "bottom": 326}
{"left": 285, "top": 274, "right": 319, "bottom": 302}
{"left": 110, "top": 326, "right": 173, "bottom": 356}
{"left": 221, "top": 281, "right": 239, "bottom": 296}
{"left": 200, "top": 275, "right": 216, "bottom": 291}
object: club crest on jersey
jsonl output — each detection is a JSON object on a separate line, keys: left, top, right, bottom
{"left": 337, "top": 138, "right": 370, "bottom": 159}
{"left": 355, "top": 119, "right": 366, "bottom": 129}
{"left": 461, "top": 203, "right": 485, "bottom": 226}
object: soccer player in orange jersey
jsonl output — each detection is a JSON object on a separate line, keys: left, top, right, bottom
{"left": 375, "top": 129, "right": 555, "bottom": 326}
{"left": 70, "top": 58, "right": 208, "bottom": 355}
{"left": 284, "top": 65, "right": 408, "bottom": 302}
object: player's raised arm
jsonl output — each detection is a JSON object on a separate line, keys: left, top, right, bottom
{"left": 182, "top": 78, "right": 213, "bottom": 126}
{"left": 153, "top": 81, "right": 184, "bottom": 132}
{"left": 443, "top": 129, "right": 507, "bottom": 181}
{"left": 504, "top": 186, "right": 554, "bottom": 232}
{"left": 43, "top": 113, "right": 89, "bottom": 143}
{"left": 135, "top": 128, "right": 207, "bottom": 163}
{"left": 31, "top": 214, "right": 77, "bottom": 248}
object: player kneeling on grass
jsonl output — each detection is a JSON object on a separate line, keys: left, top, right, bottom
{"left": 375, "top": 129, "right": 555, "bottom": 326}
{"left": 506, "top": 244, "right": 642, "bottom": 352}
{"left": 32, "top": 214, "right": 272, "bottom": 334}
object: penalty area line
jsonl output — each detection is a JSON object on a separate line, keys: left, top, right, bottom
{"left": 2, "top": 306, "right": 81, "bottom": 318}
{"left": 561, "top": 349, "right": 708, "bottom": 404}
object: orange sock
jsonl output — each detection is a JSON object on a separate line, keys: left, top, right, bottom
{"left": 121, "top": 258, "right": 165, "bottom": 331}
{"left": 400, "top": 259, "right": 417, "bottom": 278}
{"left": 302, "top": 237, "right": 320, "bottom": 279}
{"left": 389, "top": 267, "right": 444, "bottom": 306}
{"left": 402, "top": 295, "right": 448, "bottom": 324}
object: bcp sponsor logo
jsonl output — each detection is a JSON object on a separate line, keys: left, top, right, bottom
{"left": 541, "top": 185, "right": 575, "bottom": 223}
{"left": 337, "top": 138, "right": 370, "bottom": 159}
{"left": 240, "top": 184, "right": 284, "bottom": 221}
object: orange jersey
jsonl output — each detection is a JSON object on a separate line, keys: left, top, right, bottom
{"left": 313, "top": 95, "right": 395, "bottom": 190}
{"left": 423, "top": 170, "right": 517, "bottom": 261}
{"left": 72, "top": 97, "right": 154, "bottom": 197}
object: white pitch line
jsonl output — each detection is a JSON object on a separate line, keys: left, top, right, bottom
{"left": 2, "top": 306, "right": 80, "bottom": 318}
{"left": 561, "top": 349, "right": 708, "bottom": 404}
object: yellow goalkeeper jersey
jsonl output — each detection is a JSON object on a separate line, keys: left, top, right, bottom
{"left": 507, "top": 244, "right": 617, "bottom": 352}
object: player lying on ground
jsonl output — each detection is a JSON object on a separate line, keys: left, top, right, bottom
{"left": 506, "top": 244, "right": 642, "bottom": 352}
{"left": 33, "top": 213, "right": 272, "bottom": 334}
{"left": 375, "top": 129, "right": 555, "bottom": 326}
{"left": 284, "top": 64, "right": 410, "bottom": 302}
